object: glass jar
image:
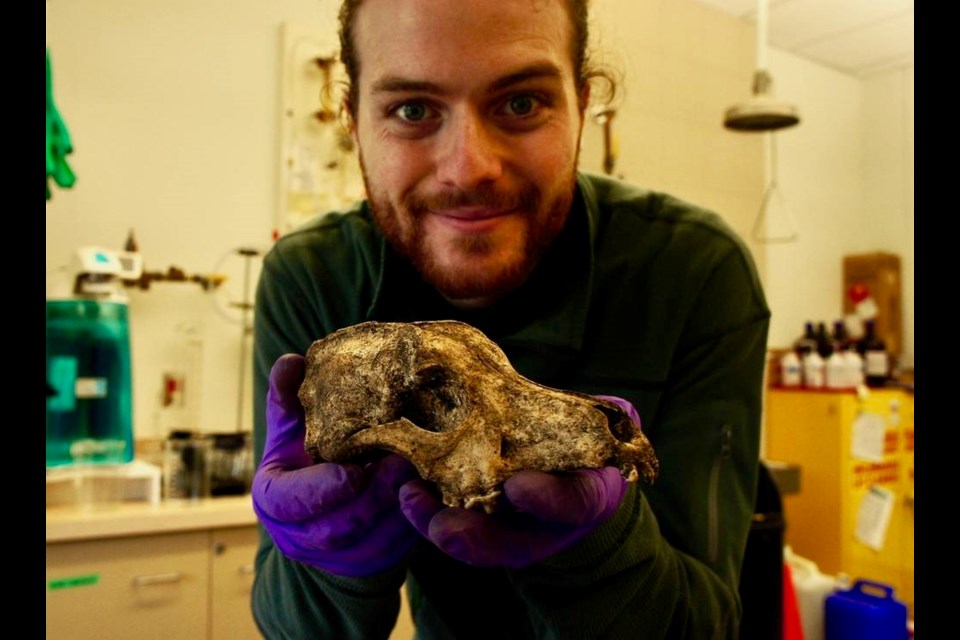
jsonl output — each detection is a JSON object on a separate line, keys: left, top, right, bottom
{"left": 208, "top": 432, "right": 253, "bottom": 496}
{"left": 163, "top": 431, "right": 211, "bottom": 500}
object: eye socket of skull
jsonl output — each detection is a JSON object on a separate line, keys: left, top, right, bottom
{"left": 399, "top": 362, "right": 467, "bottom": 432}
{"left": 594, "top": 402, "right": 638, "bottom": 443}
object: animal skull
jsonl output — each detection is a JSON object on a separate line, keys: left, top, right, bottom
{"left": 299, "top": 320, "right": 658, "bottom": 512}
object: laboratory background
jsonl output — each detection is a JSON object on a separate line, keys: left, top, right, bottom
{"left": 45, "top": 1, "right": 914, "bottom": 639}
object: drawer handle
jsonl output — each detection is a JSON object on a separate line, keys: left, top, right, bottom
{"left": 131, "top": 572, "right": 184, "bottom": 587}
{"left": 239, "top": 564, "right": 255, "bottom": 575}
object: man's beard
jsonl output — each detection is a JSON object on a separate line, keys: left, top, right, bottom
{"left": 360, "top": 160, "right": 577, "bottom": 304}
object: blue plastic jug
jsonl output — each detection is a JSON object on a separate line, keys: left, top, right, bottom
{"left": 825, "top": 579, "right": 908, "bottom": 640}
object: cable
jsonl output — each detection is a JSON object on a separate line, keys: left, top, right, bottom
{"left": 206, "top": 247, "right": 265, "bottom": 432}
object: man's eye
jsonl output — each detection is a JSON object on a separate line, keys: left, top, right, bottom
{"left": 395, "top": 102, "right": 431, "bottom": 122}
{"left": 503, "top": 95, "right": 540, "bottom": 117}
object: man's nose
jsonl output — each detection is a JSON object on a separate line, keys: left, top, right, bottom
{"left": 435, "top": 110, "right": 503, "bottom": 189}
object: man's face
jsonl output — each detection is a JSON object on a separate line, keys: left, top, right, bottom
{"left": 351, "top": 0, "right": 587, "bottom": 307}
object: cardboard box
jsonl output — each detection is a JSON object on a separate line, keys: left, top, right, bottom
{"left": 843, "top": 252, "right": 902, "bottom": 358}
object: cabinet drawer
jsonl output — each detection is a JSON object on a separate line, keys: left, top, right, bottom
{"left": 47, "top": 531, "right": 209, "bottom": 639}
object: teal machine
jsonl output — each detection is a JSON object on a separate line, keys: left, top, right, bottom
{"left": 46, "top": 247, "right": 143, "bottom": 468}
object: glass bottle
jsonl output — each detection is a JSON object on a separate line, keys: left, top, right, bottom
{"left": 831, "top": 320, "right": 850, "bottom": 352}
{"left": 833, "top": 319, "right": 863, "bottom": 388}
{"left": 794, "top": 322, "right": 817, "bottom": 358}
{"left": 815, "top": 322, "right": 833, "bottom": 359}
{"left": 802, "top": 349, "right": 825, "bottom": 389}
{"left": 858, "top": 319, "right": 889, "bottom": 388}
{"left": 824, "top": 340, "right": 847, "bottom": 390}
{"left": 780, "top": 351, "right": 802, "bottom": 387}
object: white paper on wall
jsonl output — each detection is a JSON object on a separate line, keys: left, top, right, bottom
{"left": 851, "top": 412, "right": 886, "bottom": 462}
{"left": 854, "top": 484, "right": 895, "bottom": 551}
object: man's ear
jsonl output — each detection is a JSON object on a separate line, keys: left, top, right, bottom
{"left": 340, "top": 99, "right": 357, "bottom": 136}
{"left": 576, "top": 84, "right": 592, "bottom": 143}
{"left": 578, "top": 82, "right": 592, "bottom": 115}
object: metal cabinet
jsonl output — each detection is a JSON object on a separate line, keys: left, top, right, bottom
{"left": 46, "top": 526, "right": 260, "bottom": 639}
{"left": 210, "top": 526, "right": 260, "bottom": 640}
{"left": 764, "top": 387, "right": 914, "bottom": 617}
{"left": 46, "top": 530, "right": 210, "bottom": 638}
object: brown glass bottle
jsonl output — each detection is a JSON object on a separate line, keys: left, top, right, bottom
{"left": 857, "top": 319, "right": 889, "bottom": 387}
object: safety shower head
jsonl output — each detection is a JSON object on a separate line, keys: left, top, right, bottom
{"left": 724, "top": 0, "right": 800, "bottom": 133}
{"left": 724, "top": 70, "right": 800, "bottom": 132}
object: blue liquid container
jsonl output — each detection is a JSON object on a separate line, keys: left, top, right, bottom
{"left": 825, "top": 579, "right": 908, "bottom": 640}
{"left": 46, "top": 299, "right": 134, "bottom": 467}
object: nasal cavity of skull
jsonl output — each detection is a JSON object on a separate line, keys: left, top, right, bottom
{"left": 596, "top": 404, "right": 636, "bottom": 443}
{"left": 400, "top": 364, "right": 464, "bottom": 432}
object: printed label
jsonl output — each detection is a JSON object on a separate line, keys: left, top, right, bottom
{"left": 864, "top": 351, "right": 889, "bottom": 377}
{"left": 851, "top": 413, "right": 885, "bottom": 462}
{"left": 855, "top": 485, "right": 894, "bottom": 551}
{"left": 852, "top": 460, "right": 900, "bottom": 489}
{"left": 75, "top": 378, "right": 108, "bottom": 399}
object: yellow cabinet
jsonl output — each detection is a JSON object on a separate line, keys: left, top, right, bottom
{"left": 764, "top": 387, "right": 914, "bottom": 616}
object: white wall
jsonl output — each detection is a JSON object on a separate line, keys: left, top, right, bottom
{"left": 863, "top": 66, "right": 914, "bottom": 367}
{"left": 763, "top": 49, "right": 914, "bottom": 367}
{"left": 761, "top": 50, "right": 865, "bottom": 349}
{"left": 46, "top": 0, "right": 341, "bottom": 438}
{"left": 583, "top": 0, "right": 766, "bottom": 273}
{"left": 46, "top": 0, "right": 913, "bottom": 444}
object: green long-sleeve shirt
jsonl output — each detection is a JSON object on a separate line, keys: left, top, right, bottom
{"left": 251, "top": 172, "right": 771, "bottom": 639}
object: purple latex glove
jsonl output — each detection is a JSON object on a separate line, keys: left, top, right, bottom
{"left": 593, "top": 395, "right": 643, "bottom": 431}
{"left": 398, "top": 395, "right": 641, "bottom": 568}
{"left": 252, "top": 353, "right": 421, "bottom": 578}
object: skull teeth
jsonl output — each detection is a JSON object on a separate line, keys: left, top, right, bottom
{"left": 461, "top": 490, "right": 502, "bottom": 513}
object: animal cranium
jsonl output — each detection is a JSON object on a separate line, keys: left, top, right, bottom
{"left": 299, "top": 320, "right": 658, "bottom": 512}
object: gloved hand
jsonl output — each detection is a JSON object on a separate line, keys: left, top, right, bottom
{"left": 252, "top": 353, "right": 421, "bottom": 578}
{"left": 46, "top": 48, "right": 76, "bottom": 200}
{"left": 593, "top": 394, "right": 642, "bottom": 429}
{"left": 398, "top": 395, "right": 641, "bottom": 568}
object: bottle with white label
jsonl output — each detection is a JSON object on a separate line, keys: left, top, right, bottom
{"left": 843, "top": 349, "right": 864, "bottom": 388}
{"left": 825, "top": 348, "right": 848, "bottom": 389}
{"left": 802, "top": 351, "right": 825, "bottom": 389}
{"left": 780, "top": 351, "right": 802, "bottom": 387}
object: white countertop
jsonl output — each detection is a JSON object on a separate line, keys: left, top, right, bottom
{"left": 46, "top": 495, "right": 258, "bottom": 543}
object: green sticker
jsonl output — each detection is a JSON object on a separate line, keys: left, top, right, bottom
{"left": 48, "top": 356, "right": 78, "bottom": 411}
{"left": 48, "top": 574, "right": 100, "bottom": 590}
